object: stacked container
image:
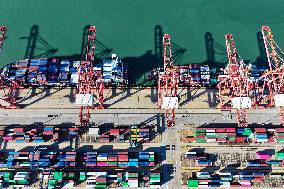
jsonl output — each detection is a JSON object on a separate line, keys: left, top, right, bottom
{"left": 127, "top": 172, "right": 139, "bottom": 187}
{"left": 250, "top": 64, "right": 260, "bottom": 81}
{"left": 48, "top": 58, "right": 60, "bottom": 84}
{"left": 254, "top": 128, "right": 268, "bottom": 143}
{"left": 194, "top": 129, "right": 206, "bottom": 143}
{"left": 3, "top": 127, "right": 47, "bottom": 143}
{"left": 13, "top": 172, "right": 30, "bottom": 187}
{"left": 149, "top": 173, "right": 161, "bottom": 188}
{"left": 131, "top": 128, "right": 150, "bottom": 143}
{"left": 209, "top": 68, "right": 217, "bottom": 86}
{"left": 9, "top": 60, "right": 29, "bottom": 81}
{"left": 58, "top": 60, "right": 71, "bottom": 83}
{"left": 55, "top": 152, "right": 76, "bottom": 168}
{"left": 95, "top": 172, "right": 107, "bottom": 188}
{"left": 103, "top": 54, "right": 128, "bottom": 85}
{"left": 70, "top": 61, "right": 80, "bottom": 84}
{"left": 84, "top": 152, "right": 97, "bottom": 167}
{"left": 179, "top": 65, "right": 190, "bottom": 85}
{"left": 36, "top": 58, "right": 48, "bottom": 84}
{"left": 103, "top": 59, "right": 112, "bottom": 84}
{"left": 200, "top": 65, "right": 210, "bottom": 86}
{"left": 138, "top": 152, "right": 155, "bottom": 167}
{"left": 276, "top": 128, "right": 284, "bottom": 143}
{"left": 189, "top": 64, "right": 201, "bottom": 85}
{"left": 27, "top": 59, "right": 39, "bottom": 84}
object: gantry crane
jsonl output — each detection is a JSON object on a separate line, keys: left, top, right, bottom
{"left": 217, "top": 34, "right": 253, "bottom": 127}
{"left": 259, "top": 26, "right": 284, "bottom": 124}
{"left": 76, "top": 26, "right": 104, "bottom": 127}
{"left": 0, "top": 26, "right": 7, "bottom": 54}
{"left": 0, "top": 26, "right": 21, "bottom": 109}
{"left": 157, "top": 34, "right": 179, "bottom": 127}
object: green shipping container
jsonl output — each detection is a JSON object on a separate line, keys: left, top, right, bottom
{"left": 150, "top": 174, "right": 160, "bottom": 178}
{"left": 16, "top": 180, "right": 28, "bottom": 183}
{"left": 129, "top": 173, "right": 138, "bottom": 177}
{"left": 276, "top": 152, "right": 284, "bottom": 160}
{"left": 196, "top": 138, "right": 206, "bottom": 143}
{"left": 188, "top": 180, "right": 198, "bottom": 187}
{"left": 96, "top": 185, "right": 107, "bottom": 188}
{"left": 195, "top": 129, "right": 205, "bottom": 133}
{"left": 79, "top": 172, "right": 86, "bottom": 181}
{"left": 122, "top": 181, "right": 128, "bottom": 187}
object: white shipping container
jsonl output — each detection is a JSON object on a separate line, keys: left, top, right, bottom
{"left": 70, "top": 73, "right": 79, "bottom": 84}
{"left": 150, "top": 185, "right": 161, "bottom": 188}
{"left": 75, "top": 94, "right": 94, "bottom": 106}
{"left": 206, "top": 139, "right": 216, "bottom": 143}
{"left": 231, "top": 97, "right": 251, "bottom": 109}
{"left": 87, "top": 172, "right": 97, "bottom": 176}
{"left": 275, "top": 94, "right": 284, "bottom": 106}
{"left": 161, "top": 97, "right": 179, "bottom": 109}
{"left": 206, "top": 129, "right": 215, "bottom": 133}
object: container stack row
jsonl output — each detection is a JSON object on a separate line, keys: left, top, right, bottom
{"left": 185, "top": 152, "right": 214, "bottom": 167}
{"left": 187, "top": 171, "right": 267, "bottom": 188}
{"left": 83, "top": 171, "right": 161, "bottom": 188}
{"left": 1, "top": 151, "right": 158, "bottom": 169}
{"left": 0, "top": 172, "right": 30, "bottom": 188}
{"left": 189, "top": 127, "right": 284, "bottom": 143}
{"left": 96, "top": 127, "right": 151, "bottom": 143}
{"left": 83, "top": 151, "right": 156, "bottom": 168}
{"left": 130, "top": 128, "right": 150, "bottom": 143}
{"left": 0, "top": 127, "right": 59, "bottom": 142}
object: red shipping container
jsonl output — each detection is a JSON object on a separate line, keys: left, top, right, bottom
{"left": 227, "top": 133, "right": 236, "bottom": 137}
{"left": 110, "top": 129, "right": 120, "bottom": 135}
{"left": 216, "top": 128, "right": 226, "bottom": 133}
{"left": 185, "top": 137, "right": 195, "bottom": 142}
{"left": 14, "top": 128, "right": 24, "bottom": 132}
{"left": 255, "top": 128, "right": 266, "bottom": 132}
{"left": 108, "top": 156, "right": 118, "bottom": 161}
{"left": 139, "top": 128, "right": 150, "bottom": 132}
{"left": 97, "top": 162, "right": 108, "bottom": 166}
{"left": 216, "top": 138, "right": 226, "bottom": 142}
{"left": 196, "top": 135, "right": 206, "bottom": 139}
{"left": 118, "top": 152, "right": 128, "bottom": 155}
{"left": 118, "top": 155, "right": 128, "bottom": 161}
{"left": 276, "top": 128, "right": 284, "bottom": 132}
{"left": 235, "top": 137, "right": 246, "bottom": 142}
{"left": 226, "top": 128, "right": 235, "bottom": 132}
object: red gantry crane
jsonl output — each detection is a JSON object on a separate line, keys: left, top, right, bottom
{"left": 157, "top": 34, "right": 179, "bottom": 127}
{"left": 76, "top": 26, "right": 104, "bottom": 127}
{"left": 0, "top": 26, "right": 21, "bottom": 109}
{"left": 259, "top": 26, "right": 284, "bottom": 124}
{"left": 217, "top": 34, "right": 253, "bottom": 127}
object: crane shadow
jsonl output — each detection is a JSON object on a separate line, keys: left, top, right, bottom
{"left": 20, "top": 25, "right": 58, "bottom": 59}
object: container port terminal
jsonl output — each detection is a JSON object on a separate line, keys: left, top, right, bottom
{"left": 2, "top": 1, "right": 284, "bottom": 188}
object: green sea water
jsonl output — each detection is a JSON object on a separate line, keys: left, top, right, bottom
{"left": 1, "top": 0, "right": 284, "bottom": 80}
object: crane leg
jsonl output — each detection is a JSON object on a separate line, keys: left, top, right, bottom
{"left": 237, "top": 109, "right": 248, "bottom": 127}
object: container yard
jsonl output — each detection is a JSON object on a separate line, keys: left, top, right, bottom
{"left": 2, "top": 1, "right": 284, "bottom": 189}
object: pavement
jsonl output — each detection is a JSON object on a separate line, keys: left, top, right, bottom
{"left": 0, "top": 87, "right": 283, "bottom": 188}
